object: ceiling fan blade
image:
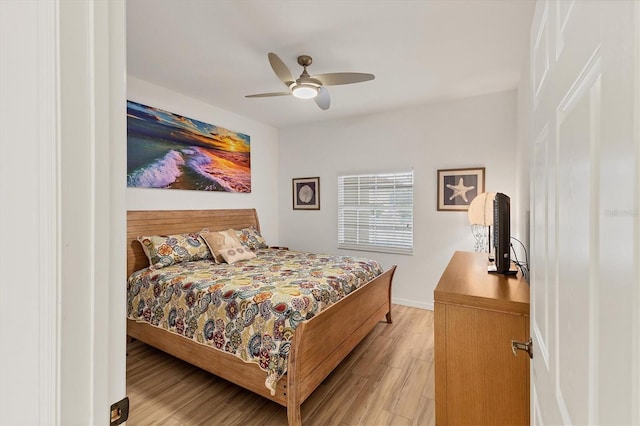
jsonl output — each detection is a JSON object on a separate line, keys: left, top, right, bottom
{"left": 315, "top": 87, "right": 330, "bottom": 110}
{"left": 245, "top": 92, "right": 291, "bottom": 98}
{"left": 268, "top": 52, "right": 295, "bottom": 86}
{"left": 313, "top": 72, "right": 375, "bottom": 86}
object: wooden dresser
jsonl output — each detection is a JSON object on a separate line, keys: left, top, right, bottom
{"left": 434, "top": 251, "right": 530, "bottom": 425}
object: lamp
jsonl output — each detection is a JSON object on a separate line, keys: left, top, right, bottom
{"left": 468, "top": 192, "right": 496, "bottom": 258}
{"left": 291, "top": 83, "right": 319, "bottom": 99}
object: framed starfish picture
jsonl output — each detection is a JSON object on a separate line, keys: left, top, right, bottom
{"left": 437, "top": 167, "right": 485, "bottom": 211}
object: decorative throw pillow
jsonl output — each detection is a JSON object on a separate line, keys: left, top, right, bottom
{"left": 219, "top": 246, "right": 257, "bottom": 264}
{"left": 235, "top": 227, "right": 268, "bottom": 250}
{"left": 137, "top": 233, "right": 212, "bottom": 269}
{"left": 201, "top": 229, "right": 244, "bottom": 263}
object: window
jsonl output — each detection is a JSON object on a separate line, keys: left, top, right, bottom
{"left": 338, "top": 171, "right": 414, "bottom": 255}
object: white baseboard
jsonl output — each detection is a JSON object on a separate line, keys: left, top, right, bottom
{"left": 392, "top": 297, "right": 434, "bottom": 311}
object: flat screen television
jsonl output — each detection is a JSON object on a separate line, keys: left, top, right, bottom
{"left": 493, "top": 192, "right": 515, "bottom": 275}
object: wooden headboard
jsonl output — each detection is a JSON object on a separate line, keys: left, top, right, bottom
{"left": 127, "top": 209, "right": 260, "bottom": 278}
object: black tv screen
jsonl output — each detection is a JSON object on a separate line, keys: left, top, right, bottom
{"left": 493, "top": 192, "right": 513, "bottom": 274}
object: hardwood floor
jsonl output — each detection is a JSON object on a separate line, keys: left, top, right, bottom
{"left": 126, "top": 304, "right": 435, "bottom": 425}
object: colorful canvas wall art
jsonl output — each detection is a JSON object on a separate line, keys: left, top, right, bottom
{"left": 127, "top": 100, "right": 251, "bottom": 192}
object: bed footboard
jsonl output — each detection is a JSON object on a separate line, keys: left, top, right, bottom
{"left": 286, "top": 265, "right": 396, "bottom": 425}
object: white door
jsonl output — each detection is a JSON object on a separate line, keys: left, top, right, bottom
{"left": 1, "top": 1, "right": 127, "bottom": 424}
{"left": 530, "top": 1, "right": 639, "bottom": 424}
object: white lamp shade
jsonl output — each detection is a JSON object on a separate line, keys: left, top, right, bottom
{"left": 468, "top": 192, "right": 496, "bottom": 226}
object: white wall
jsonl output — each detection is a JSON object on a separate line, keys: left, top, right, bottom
{"left": 515, "top": 37, "right": 532, "bottom": 269}
{"left": 127, "top": 76, "right": 281, "bottom": 245}
{"left": 278, "top": 90, "right": 520, "bottom": 309}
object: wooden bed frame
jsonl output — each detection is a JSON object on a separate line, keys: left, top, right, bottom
{"left": 127, "top": 209, "right": 396, "bottom": 425}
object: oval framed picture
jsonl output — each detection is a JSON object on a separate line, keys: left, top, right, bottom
{"left": 292, "top": 177, "right": 320, "bottom": 210}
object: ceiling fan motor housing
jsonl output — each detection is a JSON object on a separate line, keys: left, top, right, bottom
{"left": 297, "top": 55, "right": 313, "bottom": 67}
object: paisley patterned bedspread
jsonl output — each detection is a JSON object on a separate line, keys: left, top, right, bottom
{"left": 127, "top": 248, "right": 383, "bottom": 394}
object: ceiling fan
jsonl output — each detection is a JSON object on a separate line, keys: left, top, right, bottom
{"left": 245, "top": 53, "right": 375, "bottom": 110}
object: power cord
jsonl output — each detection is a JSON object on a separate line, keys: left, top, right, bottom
{"left": 510, "top": 237, "right": 529, "bottom": 280}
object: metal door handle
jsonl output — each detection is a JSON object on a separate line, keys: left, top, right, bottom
{"left": 511, "top": 338, "right": 533, "bottom": 358}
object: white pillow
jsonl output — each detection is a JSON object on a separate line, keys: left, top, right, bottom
{"left": 219, "top": 246, "right": 256, "bottom": 264}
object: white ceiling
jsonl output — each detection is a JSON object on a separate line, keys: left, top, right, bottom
{"left": 126, "top": 0, "right": 535, "bottom": 128}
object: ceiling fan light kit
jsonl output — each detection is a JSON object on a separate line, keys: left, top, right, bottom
{"left": 246, "top": 52, "right": 375, "bottom": 110}
{"left": 291, "top": 84, "right": 319, "bottom": 99}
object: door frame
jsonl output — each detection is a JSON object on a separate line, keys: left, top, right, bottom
{"left": 57, "top": 0, "right": 127, "bottom": 423}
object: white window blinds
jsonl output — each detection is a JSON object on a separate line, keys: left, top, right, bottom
{"left": 338, "top": 171, "right": 414, "bottom": 255}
